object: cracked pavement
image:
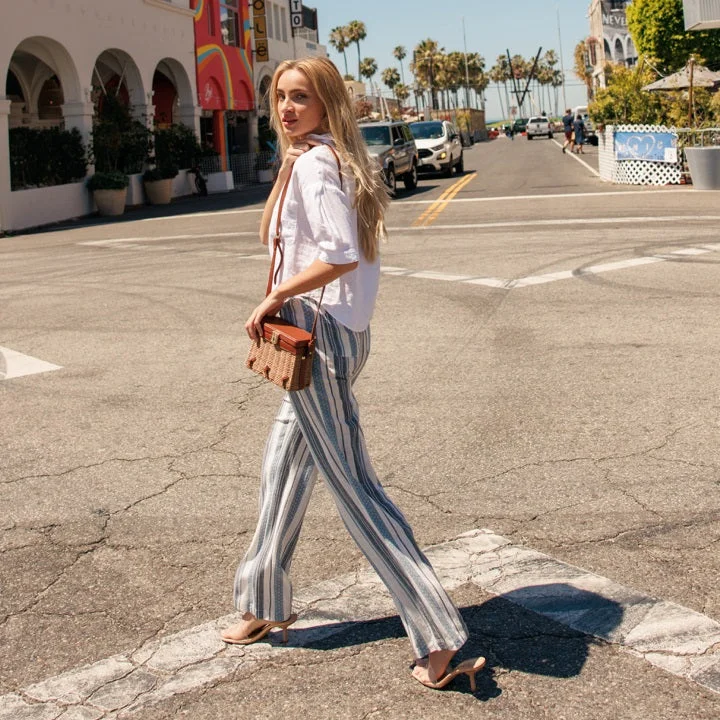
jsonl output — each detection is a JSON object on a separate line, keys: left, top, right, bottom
{"left": 2, "top": 139, "right": 720, "bottom": 718}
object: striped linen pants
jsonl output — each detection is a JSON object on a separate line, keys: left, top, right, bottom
{"left": 234, "top": 297, "right": 469, "bottom": 658}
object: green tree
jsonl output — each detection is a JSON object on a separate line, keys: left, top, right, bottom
{"left": 393, "top": 45, "right": 407, "bottom": 85}
{"left": 381, "top": 67, "right": 400, "bottom": 98}
{"left": 589, "top": 63, "right": 668, "bottom": 125}
{"left": 412, "top": 39, "right": 444, "bottom": 110}
{"left": 346, "top": 20, "right": 367, "bottom": 81}
{"left": 626, "top": 0, "right": 720, "bottom": 72}
{"left": 328, "top": 26, "right": 350, "bottom": 77}
{"left": 574, "top": 40, "right": 594, "bottom": 102}
{"left": 489, "top": 55, "right": 511, "bottom": 120}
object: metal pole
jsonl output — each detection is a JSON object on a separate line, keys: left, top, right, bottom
{"left": 462, "top": 17, "right": 470, "bottom": 110}
{"left": 557, "top": 6, "right": 568, "bottom": 111}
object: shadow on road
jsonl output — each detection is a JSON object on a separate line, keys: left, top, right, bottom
{"left": 292, "top": 583, "right": 624, "bottom": 702}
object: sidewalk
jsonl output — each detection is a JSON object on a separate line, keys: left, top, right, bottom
{"left": 3, "top": 184, "right": 272, "bottom": 238}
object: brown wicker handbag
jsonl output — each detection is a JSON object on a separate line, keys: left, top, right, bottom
{"left": 245, "top": 144, "right": 341, "bottom": 391}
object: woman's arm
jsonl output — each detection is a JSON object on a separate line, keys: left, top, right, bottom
{"left": 245, "top": 258, "right": 358, "bottom": 340}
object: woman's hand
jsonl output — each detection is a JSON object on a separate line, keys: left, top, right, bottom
{"left": 245, "top": 291, "right": 284, "bottom": 341}
{"left": 277, "top": 139, "right": 319, "bottom": 179}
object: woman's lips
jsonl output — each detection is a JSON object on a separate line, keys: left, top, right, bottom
{"left": 282, "top": 118, "right": 297, "bottom": 128}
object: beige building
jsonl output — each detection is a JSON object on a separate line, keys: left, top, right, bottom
{"left": 252, "top": 3, "right": 327, "bottom": 120}
{"left": 1, "top": 0, "right": 200, "bottom": 231}
{"left": 587, "top": 0, "right": 639, "bottom": 90}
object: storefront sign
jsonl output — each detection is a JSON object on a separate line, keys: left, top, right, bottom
{"left": 289, "top": 0, "right": 303, "bottom": 32}
{"left": 253, "top": 0, "right": 269, "bottom": 62}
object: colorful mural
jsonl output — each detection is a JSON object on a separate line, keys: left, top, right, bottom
{"left": 191, "top": 0, "right": 254, "bottom": 111}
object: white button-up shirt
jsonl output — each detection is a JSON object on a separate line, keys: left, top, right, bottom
{"left": 269, "top": 134, "right": 380, "bottom": 332}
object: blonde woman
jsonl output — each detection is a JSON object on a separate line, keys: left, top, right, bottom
{"left": 221, "top": 56, "right": 485, "bottom": 691}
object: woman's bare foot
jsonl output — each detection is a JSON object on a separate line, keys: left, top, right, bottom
{"left": 411, "top": 649, "right": 456, "bottom": 685}
{"left": 221, "top": 612, "right": 266, "bottom": 643}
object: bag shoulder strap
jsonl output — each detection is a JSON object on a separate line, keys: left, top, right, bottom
{"left": 265, "top": 143, "right": 344, "bottom": 338}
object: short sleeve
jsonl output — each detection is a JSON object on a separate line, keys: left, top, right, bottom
{"left": 293, "top": 147, "right": 359, "bottom": 265}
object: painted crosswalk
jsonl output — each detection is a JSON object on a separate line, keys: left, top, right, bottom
{"left": 2, "top": 529, "right": 718, "bottom": 718}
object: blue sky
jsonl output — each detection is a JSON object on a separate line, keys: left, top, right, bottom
{"left": 308, "top": 0, "right": 593, "bottom": 120}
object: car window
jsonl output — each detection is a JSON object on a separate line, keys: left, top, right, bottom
{"left": 391, "top": 125, "right": 403, "bottom": 144}
{"left": 529, "top": 117, "right": 545, "bottom": 123}
{"left": 402, "top": 124, "right": 413, "bottom": 142}
{"left": 360, "top": 126, "right": 391, "bottom": 146}
{"left": 409, "top": 122, "right": 444, "bottom": 140}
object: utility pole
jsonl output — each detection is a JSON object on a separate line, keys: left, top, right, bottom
{"left": 462, "top": 17, "right": 470, "bottom": 109}
{"left": 557, "top": 6, "right": 567, "bottom": 110}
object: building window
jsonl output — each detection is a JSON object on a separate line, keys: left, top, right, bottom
{"left": 219, "top": 0, "right": 240, "bottom": 47}
{"left": 280, "top": 6, "right": 287, "bottom": 42}
{"left": 266, "top": 1, "right": 273, "bottom": 39}
{"left": 274, "top": 4, "right": 281, "bottom": 42}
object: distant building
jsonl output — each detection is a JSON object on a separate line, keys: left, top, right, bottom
{"left": 587, "top": 0, "right": 639, "bottom": 90}
{"left": 252, "top": 2, "right": 327, "bottom": 129}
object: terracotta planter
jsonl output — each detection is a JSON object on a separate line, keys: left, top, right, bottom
{"left": 93, "top": 189, "right": 126, "bottom": 216}
{"left": 144, "top": 178, "right": 173, "bottom": 204}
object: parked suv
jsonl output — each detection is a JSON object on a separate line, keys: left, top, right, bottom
{"left": 409, "top": 120, "right": 464, "bottom": 177}
{"left": 359, "top": 120, "right": 419, "bottom": 193}
{"left": 526, "top": 116, "right": 553, "bottom": 140}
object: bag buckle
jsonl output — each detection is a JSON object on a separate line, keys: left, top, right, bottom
{"left": 271, "top": 329, "right": 280, "bottom": 345}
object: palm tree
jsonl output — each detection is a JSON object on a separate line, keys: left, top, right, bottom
{"left": 489, "top": 55, "right": 511, "bottom": 121}
{"left": 395, "top": 83, "right": 410, "bottom": 105}
{"left": 462, "top": 52, "right": 486, "bottom": 108}
{"left": 346, "top": 20, "right": 367, "bottom": 81}
{"left": 393, "top": 45, "right": 407, "bottom": 85}
{"left": 360, "top": 57, "right": 378, "bottom": 112}
{"left": 412, "top": 39, "right": 444, "bottom": 111}
{"left": 574, "top": 40, "right": 594, "bottom": 101}
{"left": 381, "top": 67, "right": 400, "bottom": 99}
{"left": 328, "top": 26, "right": 350, "bottom": 78}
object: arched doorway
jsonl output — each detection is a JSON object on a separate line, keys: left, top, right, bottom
{"left": 258, "top": 74, "right": 272, "bottom": 114}
{"left": 93, "top": 49, "right": 145, "bottom": 119}
{"left": 7, "top": 36, "right": 81, "bottom": 128}
{"left": 152, "top": 58, "right": 194, "bottom": 129}
{"left": 614, "top": 38, "right": 625, "bottom": 65}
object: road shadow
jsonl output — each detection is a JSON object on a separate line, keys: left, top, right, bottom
{"left": 290, "top": 583, "right": 624, "bottom": 702}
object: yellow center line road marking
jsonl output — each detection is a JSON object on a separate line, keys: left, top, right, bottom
{"left": 411, "top": 172, "right": 477, "bottom": 227}
{"left": 423, "top": 172, "right": 477, "bottom": 226}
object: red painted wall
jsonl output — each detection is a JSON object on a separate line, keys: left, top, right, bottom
{"left": 191, "top": 0, "right": 254, "bottom": 111}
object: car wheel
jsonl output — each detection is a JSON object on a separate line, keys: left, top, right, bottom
{"left": 456, "top": 152, "right": 464, "bottom": 174}
{"left": 386, "top": 166, "right": 396, "bottom": 195}
{"left": 403, "top": 162, "right": 418, "bottom": 190}
{"left": 527, "top": 134, "right": 533, "bottom": 140}
{"left": 443, "top": 158, "right": 453, "bottom": 178}
{"left": 548, "top": 132, "right": 553, "bottom": 139}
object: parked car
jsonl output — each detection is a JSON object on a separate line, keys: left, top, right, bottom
{"left": 358, "top": 120, "right": 419, "bottom": 193}
{"left": 409, "top": 120, "right": 464, "bottom": 177}
{"left": 526, "top": 116, "right": 553, "bottom": 140}
{"left": 512, "top": 117, "right": 529, "bottom": 134}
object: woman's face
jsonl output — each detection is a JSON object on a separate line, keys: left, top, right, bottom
{"left": 276, "top": 69, "right": 325, "bottom": 140}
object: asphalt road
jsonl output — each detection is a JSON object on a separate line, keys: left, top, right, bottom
{"left": 2, "top": 135, "right": 720, "bottom": 719}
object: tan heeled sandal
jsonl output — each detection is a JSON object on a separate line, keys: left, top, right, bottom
{"left": 412, "top": 656, "right": 486, "bottom": 691}
{"left": 221, "top": 613, "right": 298, "bottom": 646}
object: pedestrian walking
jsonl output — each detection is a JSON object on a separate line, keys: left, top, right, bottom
{"left": 561, "top": 108, "right": 574, "bottom": 154}
{"left": 221, "top": 56, "right": 485, "bottom": 692}
{"left": 573, "top": 113, "right": 586, "bottom": 154}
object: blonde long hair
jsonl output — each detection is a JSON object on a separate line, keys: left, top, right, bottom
{"left": 269, "top": 57, "right": 389, "bottom": 263}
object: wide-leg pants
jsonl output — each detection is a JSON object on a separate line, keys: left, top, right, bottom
{"left": 234, "top": 297, "right": 469, "bottom": 658}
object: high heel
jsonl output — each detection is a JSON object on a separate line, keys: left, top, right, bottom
{"left": 221, "top": 613, "right": 298, "bottom": 645}
{"left": 412, "top": 656, "right": 486, "bottom": 691}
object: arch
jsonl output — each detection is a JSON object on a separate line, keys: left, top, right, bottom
{"left": 614, "top": 38, "right": 625, "bottom": 64}
{"left": 604, "top": 39, "right": 612, "bottom": 63}
{"left": 9, "top": 36, "right": 82, "bottom": 105}
{"left": 258, "top": 74, "right": 272, "bottom": 113}
{"left": 37, "top": 75, "right": 63, "bottom": 120}
{"left": 198, "top": 75, "right": 225, "bottom": 110}
{"left": 93, "top": 49, "right": 145, "bottom": 110}
{"left": 626, "top": 36, "right": 636, "bottom": 62}
{"left": 152, "top": 57, "right": 194, "bottom": 127}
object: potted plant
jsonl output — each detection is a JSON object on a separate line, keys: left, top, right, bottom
{"left": 87, "top": 171, "right": 129, "bottom": 216}
{"left": 143, "top": 165, "right": 178, "bottom": 205}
